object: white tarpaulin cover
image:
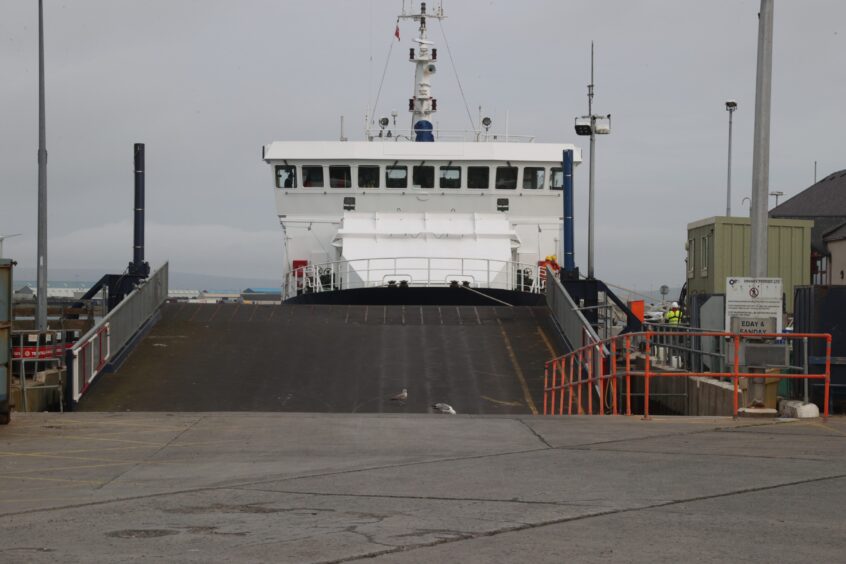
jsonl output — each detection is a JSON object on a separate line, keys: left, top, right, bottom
{"left": 332, "top": 212, "right": 520, "bottom": 287}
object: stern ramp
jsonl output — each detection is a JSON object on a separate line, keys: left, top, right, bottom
{"left": 78, "top": 303, "right": 564, "bottom": 414}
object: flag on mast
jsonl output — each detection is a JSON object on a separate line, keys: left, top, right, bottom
{"left": 394, "top": 23, "right": 400, "bottom": 40}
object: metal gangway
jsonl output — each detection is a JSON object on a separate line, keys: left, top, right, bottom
{"left": 66, "top": 263, "right": 168, "bottom": 407}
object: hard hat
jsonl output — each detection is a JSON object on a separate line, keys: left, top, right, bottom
{"left": 671, "top": 302, "right": 679, "bottom": 308}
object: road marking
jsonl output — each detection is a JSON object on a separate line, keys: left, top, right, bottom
{"left": 481, "top": 395, "right": 523, "bottom": 407}
{"left": 0, "top": 461, "right": 181, "bottom": 475}
{"left": 537, "top": 326, "right": 558, "bottom": 358}
{"left": 0, "top": 497, "right": 88, "bottom": 505}
{"left": 0, "top": 451, "right": 181, "bottom": 465}
{"left": 497, "top": 319, "right": 538, "bottom": 415}
{"left": 798, "top": 420, "right": 846, "bottom": 436}
{"left": 54, "top": 418, "right": 196, "bottom": 431}
{"left": 0, "top": 474, "right": 103, "bottom": 485}
{"left": 209, "top": 304, "right": 222, "bottom": 322}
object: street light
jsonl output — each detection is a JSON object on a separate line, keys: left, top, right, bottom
{"left": 573, "top": 42, "right": 612, "bottom": 280}
{"left": 725, "top": 100, "right": 737, "bottom": 216}
{"left": 0, "top": 233, "right": 22, "bottom": 259}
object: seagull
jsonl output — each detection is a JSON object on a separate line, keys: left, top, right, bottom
{"left": 432, "top": 403, "right": 456, "bottom": 415}
{"left": 390, "top": 388, "right": 408, "bottom": 402}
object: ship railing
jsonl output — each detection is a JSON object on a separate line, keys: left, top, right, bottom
{"left": 284, "top": 257, "right": 543, "bottom": 300}
{"left": 365, "top": 128, "right": 536, "bottom": 143}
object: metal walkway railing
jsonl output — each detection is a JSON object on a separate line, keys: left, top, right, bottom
{"left": 543, "top": 330, "right": 833, "bottom": 420}
{"left": 67, "top": 263, "right": 168, "bottom": 405}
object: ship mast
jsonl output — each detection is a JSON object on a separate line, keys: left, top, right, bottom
{"left": 399, "top": 2, "right": 445, "bottom": 141}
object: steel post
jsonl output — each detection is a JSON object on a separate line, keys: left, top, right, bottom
{"left": 588, "top": 130, "right": 596, "bottom": 278}
{"left": 749, "top": 0, "right": 774, "bottom": 405}
{"left": 625, "top": 335, "right": 631, "bottom": 416}
{"left": 803, "top": 337, "right": 809, "bottom": 403}
{"left": 644, "top": 333, "right": 651, "bottom": 420}
{"left": 560, "top": 358, "right": 566, "bottom": 415}
{"left": 726, "top": 107, "right": 734, "bottom": 216}
{"left": 568, "top": 355, "right": 574, "bottom": 415}
{"left": 562, "top": 149, "right": 575, "bottom": 273}
{"left": 36, "top": 0, "right": 48, "bottom": 333}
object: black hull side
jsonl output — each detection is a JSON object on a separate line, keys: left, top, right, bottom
{"left": 284, "top": 286, "right": 545, "bottom": 306}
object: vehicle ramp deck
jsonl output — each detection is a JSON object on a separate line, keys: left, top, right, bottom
{"left": 78, "top": 303, "right": 565, "bottom": 414}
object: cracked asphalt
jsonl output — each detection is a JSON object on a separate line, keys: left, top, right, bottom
{"left": 0, "top": 413, "right": 844, "bottom": 562}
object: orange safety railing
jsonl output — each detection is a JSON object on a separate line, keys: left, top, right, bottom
{"left": 543, "top": 331, "right": 832, "bottom": 420}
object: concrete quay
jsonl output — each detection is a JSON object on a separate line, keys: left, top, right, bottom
{"left": 0, "top": 413, "right": 843, "bottom": 563}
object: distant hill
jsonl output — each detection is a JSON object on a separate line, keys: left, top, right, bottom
{"left": 13, "top": 267, "right": 279, "bottom": 293}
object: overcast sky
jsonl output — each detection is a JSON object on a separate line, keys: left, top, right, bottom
{"left": 1, "top": 0, "right": 844, "bottom": 292}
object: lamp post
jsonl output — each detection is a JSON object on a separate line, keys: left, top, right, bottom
{"left": 0, "top": 234, "right": 22, "bottom": 259}
{"left": 725, "top": 100, "right": 737, "bottom": 216}
{"left": 748, "top": 0, "right": 775, "bottom": 409}
{"left": 574, "top": 42, "right": 611, "bottom": 279}
{"left": 36, "top": 0, "right": 48, "bottom": 333}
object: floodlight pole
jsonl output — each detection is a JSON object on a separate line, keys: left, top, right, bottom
{"left": 36, "top": 0, "right": 48, "bottom": 333}
{"left": 748, "top": 0, "right": 774, "bottom": 407}
{"left": 726, "top": 102, "right": 737, "bottom": 216}
{"left": 587, "top": 42, "right": 596, "bottom": 279}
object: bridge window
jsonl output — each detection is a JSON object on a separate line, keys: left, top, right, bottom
{"left": 386, "top": 165, "right": 408, "bottom": 188}
{"left": 275, "top": 165, "right": 297, "bottom": 188}
{"left": 412, "top": 165, "right": 435, "bottom": 188}
{"left": 302, "top": 165, "right": 324, "bottom": 188}
{"left": 523, "top": 167, "right": 545, "bottom": 189}
{"left": 495, "top": 166, "right": 517, "bottom": 189}
{"left": 439, "top": 166, "right": 461, "bottom": 188}
{"left": 358, "top": 165, "right": 380, "bottom": 188}
{"left": 468, "top": 166, "right": 489, "bottom": 189}
{"left": 329, "top": 165, "right": 351, "bottom": 188}
{"left": 550, "top": 167, "right": 563, "bottom": 190}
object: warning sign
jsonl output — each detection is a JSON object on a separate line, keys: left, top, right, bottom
{"left": 725, "top": 277, "right": 783, "bottom": 334}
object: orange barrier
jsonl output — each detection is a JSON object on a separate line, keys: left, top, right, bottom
{"left": 543, "top": 331, "right": 832, "bottom": 420}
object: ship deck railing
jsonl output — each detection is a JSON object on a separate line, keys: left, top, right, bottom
{"left": 284, "top": 257, "right": 548, "bottom": 300}
{"left": 365, "top": 128, "right": 536, "bottom": 143}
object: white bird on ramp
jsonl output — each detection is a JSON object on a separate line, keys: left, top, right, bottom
{"left": 390, "top": 388, "right": 408, "bottom": 402}
{"left": 432, "top": 403, "right": 456, "bottom": 414}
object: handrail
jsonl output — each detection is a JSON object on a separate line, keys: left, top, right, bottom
{"left": 544, "top": 267, "right": 603, "bottom": 352}
{"left": 67, "top": 263, "right": 168, "bottom": 404}
{"left": 284, "top": 257, "right": 543, "bottom": 300}
{"left": 543, "top": 330, "right": 832, "bottom": 420}
{"left": 365, "top": 127, "right": 536, "bottom": 143}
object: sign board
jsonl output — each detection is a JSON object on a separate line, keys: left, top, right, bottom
{"left": 725, "top": 277, "right": 783, "bottom": 334}
{"left": 730, "top": 317, "right": 776, "bottom": 334}
{"left": 11, "top": 344, "right": 71, "bottom": 359}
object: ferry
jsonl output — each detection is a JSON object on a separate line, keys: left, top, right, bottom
{"left": 262, "top": 2, "right": 582, "bottom": 304}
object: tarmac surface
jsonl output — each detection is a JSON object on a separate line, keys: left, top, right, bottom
{"left": 79, "top": 303, "right": 563, "bottom": 414}
{"left": 0, "top": 412, "right": 844, "bottom": 563}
